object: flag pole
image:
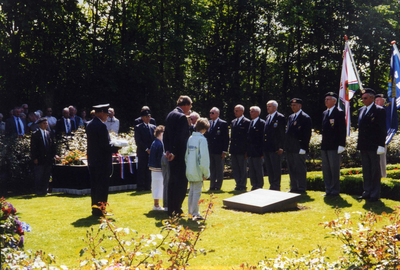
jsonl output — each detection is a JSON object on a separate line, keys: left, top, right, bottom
{"left": 345, "top": 35, "right": 364, "bottom": 91}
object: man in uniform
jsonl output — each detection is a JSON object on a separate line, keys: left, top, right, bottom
{"left": 321, "top": 92, "right": 346, "bottom": 196}
{"left": 86, "top": 104, "right": 120, "bottom": 216}
{"left": 374, "top": 94, "right": 389, "bottom": 178}
{"left": 263, "top": 100, "right": 285, "bottom": 191}
{"left": 230, "top": 105, "right": 250, "bottom": 191}
{"left": 357, "top": 89, "right": 386, "bottom": 202}
{"left": 285, "top": 98, "right": 312, "bottom": 194}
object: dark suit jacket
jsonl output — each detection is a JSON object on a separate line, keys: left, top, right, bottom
{"left": 134, "top": 122, "right": 156, "bottom": 157}
{"left": 56, "top": 117, "right": 76, "bottom": 136}
{"left": 134, "top": 117, "right": 156, "bottom": 127}
{"left": 321, "top": 106, "right": 346, "bottom": 150}
{"left": 247, "top": 118, "right": 266, "bottom": 157}
{"left": 229, "top": 117, "right": 250, "bottom": 155}
{"left": 263, "top": 112, "right": 286, "bottom": 152}
{"left": 5, "top": 116, "right": 27, "bottom": 137}
{"left": 163, "top": 107, "right": 190, "bottom": 159}
{"left": 205, "top": 118, "right": 229, "bottom": 155}
{"left": 357, "top": 104, "right": 386, "bottom": 151}
{"left": 30, "top": 129, "right": 56, "bottom": 165}
{"left": 86, "top": 117, "right": 119, "bottom": 173}
{"left": 70, "top": 115, "right": 83, "bottom": 129}
{"left": 285, "top": 110, "right": 312, "bottom": 153}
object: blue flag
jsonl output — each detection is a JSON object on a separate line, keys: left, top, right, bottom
{"left": 386, "top": 43, "right": 400, "bottom": 144}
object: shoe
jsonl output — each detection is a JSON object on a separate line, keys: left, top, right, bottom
{"left": 153, "top": 205, "right": 165, "bottom": 211}
{"left": 192, "top": 215, "right": 205, "bottom": 221}
{"left": 234, "top": 187, "right": 240, "bottom": 191}
{"left": 369, "top": 197, "right": 380, "bottom": 202}
{"left": 357, "top": 195, "right": 369, "bottom": 200}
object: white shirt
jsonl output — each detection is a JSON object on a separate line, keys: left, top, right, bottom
{"left": 327, "top": 106, "right": 335, "bottom": 117}
{"left": 105, "top": 116, "right": 120, "bottom": 134}
{"left": 45, "top": 116, "right": 57, "bottom": 127}
{"left": 13, "top": 116, "right": 24, "bottom": 135}
{"left": 235, "top": 115, "right": 244, "bottom": 126}
{"left": 267, "top": 111, "right": 277, "bottom": 125}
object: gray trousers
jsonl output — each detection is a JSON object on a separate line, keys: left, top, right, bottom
{"left": 264, "top": 151, "right": 282, "bottom": 190}
{"left": 379, "top": 145, "right": 387, "bottom": 178}
{"left": 248, "top": 157, "right": 264, "bottom": 189}
{"left": 361, "top": 150, "right": 381, "bottom": 199}
{"left": 231, "top": 154, "right": 247, "bottom": 189}
{"left": 286, "top": 152, "right": 307, "bottom": 192}
{"left": 321, "top": 150, "right": 341, "bottom": 195}
{"left": 161, "top": 155, "right": 170, "bottom": 208}
{"left": 209, "top": 153, "right": 225, "bottom": 189}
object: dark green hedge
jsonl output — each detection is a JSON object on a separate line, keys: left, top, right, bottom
{"left": 307, "top": 171, "right": 400, "bottom": 201}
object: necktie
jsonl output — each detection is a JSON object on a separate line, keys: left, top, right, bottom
{"left": 16, "top": 117, "right": 22, "bottom": 134}
{"left": 66, "top": 119, "right": 70, "bottom": 133}
{"left": 43, "top": 131, "right": 47, "bottom": 147}
{"left": 267, "top": 115, "right": 271, "bottom": 125}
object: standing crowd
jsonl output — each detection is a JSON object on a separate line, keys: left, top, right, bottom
{"left": 1, "top": 88, "right": 387, "bottom": 217}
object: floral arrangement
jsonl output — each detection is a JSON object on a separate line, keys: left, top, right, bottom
{"left": 111, "top": 127, "right": 137, "bottom": 156}
{"left": 60, "top": 150, "right": 86, "bottom": 165}
{"left": 0, "top": 197, "right": 31, "bottom": 250}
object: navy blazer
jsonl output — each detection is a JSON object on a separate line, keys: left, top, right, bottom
{"left": 86, "top": 117, "right": 119, "bottom": 172}
{"left": 357, "top": 104, "right": 386, "bottom": 151}
{"left": 321, "top": 106, "right": 346, "bottom": 150}
{"left": 30, "top": 129, "right": 56, "bottom": 165}
{"left": 247, "top": 118, "right": 265, "bottom": 157}
{"left": 163, "top": 107, "right": 190, "bottom": 159}
{"left": 5, "top": 116, "right": 27, "bottom": 137}
{"left": 134, "top": 116, "right": 156, "bottom": 127}
{"left": 205, "top": 118, "right": 229, "bottom": 155}
{"left": 285, "top": 110, "right": 312, "bottom": 153}
{"left": 135, "top": 122, "right": 156, "bottom": 157}
{"left": 263, "top": 112, "right": 286, "bottom": 152}
{"left": 229, "top": 116, "right": 250, "bottom": 155}
{"left": 56, "top": 118, "right": 76, "bottom": 137}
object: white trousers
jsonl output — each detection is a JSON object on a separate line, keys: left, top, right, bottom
{"left": 151, "top": 171, "right": 163, "bottom": 199}
{"left": 188, "top": 181, "right": 203, "bottom": 216}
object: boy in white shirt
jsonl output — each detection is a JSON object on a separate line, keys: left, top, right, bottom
{"left": 185, "top": 118, "right": 210, "bottom": 220}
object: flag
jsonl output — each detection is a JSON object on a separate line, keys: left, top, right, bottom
{"left": 339, "top": 40, "right": 362, "bottom": 135}
{"left": 385, "top": 42, "right": 400, "bottom": 144}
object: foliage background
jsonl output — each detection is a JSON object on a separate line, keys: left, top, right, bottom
{"left": 1, "top": 0, "right": 400, "bottom": 131}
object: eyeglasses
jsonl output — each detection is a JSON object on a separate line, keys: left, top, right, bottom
{"left": 210, "top": 112, "right": 215, "bottom": 114}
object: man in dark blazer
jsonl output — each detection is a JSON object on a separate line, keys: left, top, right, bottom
{"left": 247, "top": 106, "right": 266, "bottom": 190}
{"left": 56, "top": 107, "right": 75, "bottom": 137}
{"left": 230, "top": 105, "right": 250, "bottom": 191}
{"left": 5, "top": 106, "right": 27, "bottom": 138}
{"left": 134, "top": 110, "right": 156, "bottom": 191}
{"left": 285, "top": 98, "right": 312, "bottom": 194}
{"left": 374, "top": 94, "right": 389, "bottom": 178}
{"left": 86, "top": 104, "right": 120, "bottom": 216}
{"left": 134, "top": 106, "right": 157, "bottom": 126}
{"left": 357, "top": 88, "right": 386, "bottom": 202}
{"left": 321, "top": 92, "right": 346, "bottom": 196}
{"left": 31, "top": 118, "right": 57, "bottom": 195}
{"left": 163, "top": 96, "right": 192, "bottom": 216}
{"left": 263, "top": 100, "right": 286, "bottom": 191}
{"left": 205, "top": 107, "right": 229, "bottom": 190}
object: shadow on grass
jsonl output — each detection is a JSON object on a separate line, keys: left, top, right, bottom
{"left": 298, "top": 193, "right": 314, "bottom": 203}
{"left": 144, "top": 212, "right": 204, "bottom": 231}
{"left": 359, "top": 199, "right": 395, "bottom": 214}
{"left": 324, "top": 195, "right": 352, "bottom": 208}
{"left": 129, "top": 190, "right": 152, "bottom": 196}
{"left": 71, "top": 215, "right": 103, "bottom": 227}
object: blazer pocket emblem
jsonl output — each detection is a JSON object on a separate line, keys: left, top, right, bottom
{"left": 293, "top": 121, "right": 297, "bottom": 126}
{"left": 273, "top": 122, "right": 278, "bottom": 128}
{"left": 330, "top": 119, "right": 335, "bottom": 126}
{"left": 217, "top": 130, "right": 221, "bottom": 135}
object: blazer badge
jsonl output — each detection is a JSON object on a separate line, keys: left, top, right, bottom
{"left": 330, "top": 119, "right": 335, "bottom": 126}
{"left": 273, "top": 122, "right": 278, "bottom": 128}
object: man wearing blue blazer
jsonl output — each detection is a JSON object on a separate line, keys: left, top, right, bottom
{"left": 247, "top": 106, "right": 266, "bottom": 190}
{"left": 5, "top": 106, "right": 27, "bottom": 138}
{"left": 357, "top": 88, "right": 386, "bottom": 202}
{"left": 205, "top": 107, "right": 229, "bottom": 190}
{"left": 86, "top": 104, "right": 120, "bottom": 216}
{"left": 135, "top": 109, "right": 156, "bottom": 191}
{"left": 285, "top": 98, "right": 312, "bottom": 194}
{"left": 263, "top": 100, "right": 286, "bottom": 191}
{"left": 321, "top": 92, "right": 346, "bottom": 197}
{"left": 230, "top": 105, "right": 251, "bottom": 191}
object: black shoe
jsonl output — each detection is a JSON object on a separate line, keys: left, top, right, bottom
{"left": 357, "top": 195, "right": 369, "bottom": 200}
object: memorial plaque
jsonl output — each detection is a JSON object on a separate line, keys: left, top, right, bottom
{"left": 223, "top": 189, "right": 301, "bottom": 213}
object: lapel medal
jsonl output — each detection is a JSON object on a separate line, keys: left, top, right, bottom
{"left": 330, "top": 119, "right": 335, "bottom": 126}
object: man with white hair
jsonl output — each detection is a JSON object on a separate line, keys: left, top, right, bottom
{"left": 205, "top": 107, "right": 229, "bottom": 190}
{"left": 105, "top": 107, "right": 120, "bottom": 134}
{"left": 189, "top": 111, "right": 200, "bottom": 134}
{"left": 247, "top": 106, "right": 266, "bottom": 190}
{"left": 230, "top": 104, "right": 250, "bottom": 191}
{"left": 263, "top": 100, "right": 286, "bottom": 191}
{"left": 56, "top": 107, "right": 75, "bottom": 137}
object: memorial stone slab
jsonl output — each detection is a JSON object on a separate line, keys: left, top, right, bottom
{"left": 223, "top": 189, "right": 301, "bottom": 213}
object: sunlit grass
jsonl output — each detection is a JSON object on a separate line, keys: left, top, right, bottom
{"left": 6, "top": 174, "right": 399, "bottom": 269}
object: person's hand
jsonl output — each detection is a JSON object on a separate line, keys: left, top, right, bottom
{"left": 377, "top": 146, "right": 385, "bottom": 155}
{"left": 338, "top": 146, "right": 345, "bottom": 154}
{"left": 168, "top": 153, "right": 175, "bottom": 161}
{"left": 221, "top": 152, "right": 226, "bottom": 159}
{"left": 276, "top": 149, "right": 283, "bottom": 155}
{"left": 299, "top": 149, "right": 306, "bottom": 155}
{"left": 33, "top": 159, "right": 38, "bottom": 165}
{"left": 146, "top": 149, "right": 150, "bottom": 155}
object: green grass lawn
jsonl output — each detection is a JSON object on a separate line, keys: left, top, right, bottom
{"left": 6, "top": 174, "right": 399, "bottom": 269}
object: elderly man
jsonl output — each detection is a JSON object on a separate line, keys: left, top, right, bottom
{"left": 229, "top": 105, "right": 250, "bottom": 191}
{"left": 321, "top": 92, "right": 346, "bottom": 197}
{"left": 357, "top": 88, "right": 386, "bottom": 202}
{"left": 134, "top": 106, "right": 156, "bottom": 126}
{"left": 27, "top": 112, "right": 40, "bottom": 133}
{"left": 247, "top": 106, "right": 265, "bottom": 190}
{"left": 285, "top": 98, "right": 312, "bottom": 194}
{"left": 56, "top": 107, "right": 75, "bottom": 137}
{"left": 374, "top": 94, "right": 388, "bottom": 178}
{"left": 31, "top": 118, "right": 57, "bottom": 195}
{"left": 205, "top": 107, "right": 229, "bottom": 191}
{"left": 105, "top": 108, "right": 120, "bottom": 134}
{"left": 135, "top": 109, "right": 156, "bottom": 191}
{"left": 163, "top": 96, "right": 192, "bottom": 216}
{"left": 189, "top": 111, "right": 200, "bottom": 134}
{"left": 86, "top": 104, "right": 120, "bottom": 216}
{"left": 69, "top": 106, "right": 83, "bottom": 130}
{"left": 263, "top": 100, "right": 286, "bottom": 191}
{"left": 45, "top": 108, "right": 57, "bottom": 132}
{"left": 5, "top": 106, "right": 27, "bottom": 137}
